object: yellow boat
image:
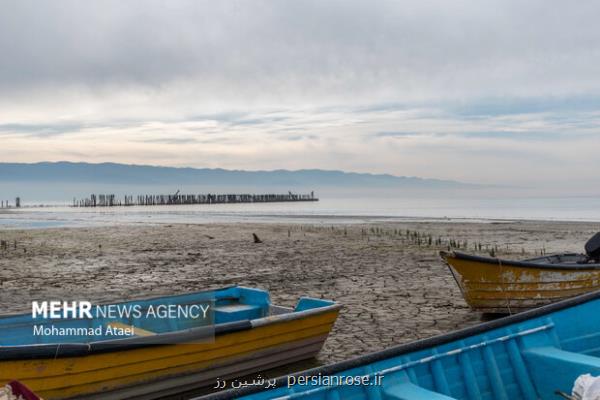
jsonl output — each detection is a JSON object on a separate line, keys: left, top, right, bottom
{"left": 441, "top": 232, "right": 600, "bottom": 313}
{"left": 0, "top": 286, "right": 341, "bottom": 399}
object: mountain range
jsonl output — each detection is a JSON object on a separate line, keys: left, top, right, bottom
{"left": 0, "top": 162, "right": 482, "bottom": 202}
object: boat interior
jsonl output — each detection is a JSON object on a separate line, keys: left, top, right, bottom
{"left": 241, "top": 291, "right": 600, "bottom": 400}
{"left": 525, "top": 252, "right": 592, "bottom": 265}
{"left": 0, "top": 286, "right": 329, "bottom": 346}
{"left": 526, "top": 232, "right": 600, "bottom": 266}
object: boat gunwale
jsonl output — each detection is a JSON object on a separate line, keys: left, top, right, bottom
{"left": 197, "top": 288, "right": 600, "bottom": 400}
{"left": 0, "top": 287, "right": 341, "bottom": 361}
{"left": 444, "top": 250, "right": 600, "bottom": 270}
{"left": 0, "top": 285, "right": 239, "bottom": 320}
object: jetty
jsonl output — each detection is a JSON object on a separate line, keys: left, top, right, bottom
{"left": 0, "top": 198, "right": 20, "bottom": 208}
{"left": 73, "top": 191, "right": 318, "bottom": 207}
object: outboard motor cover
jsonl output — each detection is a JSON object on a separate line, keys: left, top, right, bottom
{"left": 585, "top": 232, "right": 600, "bottom": 261}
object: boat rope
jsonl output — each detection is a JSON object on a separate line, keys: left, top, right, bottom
{"left": 499, "top": 258, "right": 513, "bottom": 315}
{"left": 271, "top": 323, "right": 554, "bottom": 400}
{"left": 53, "top": 343, "right": 61, "bottom": 359}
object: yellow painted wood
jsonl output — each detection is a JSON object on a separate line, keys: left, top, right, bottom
{"left": 0, "top": 310, "right": 339, "bottom": 399}
{"left": 24, "top": 322, "right": 333, "bottom": 389}
{"left": 40, "top": 325, "right": 333, "bottom": 399}
{"left": 444, "top": 253, "right": 600, "bottom": 311}
{"left": 4, "top": 311, "right": 338, "bottom": 378}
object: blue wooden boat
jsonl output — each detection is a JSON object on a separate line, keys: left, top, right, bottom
{"left": 0, "top": 286, "right": 340, "bottom": 399}
{"left": 199, "top": 289, "right": 600, "bottom": 400}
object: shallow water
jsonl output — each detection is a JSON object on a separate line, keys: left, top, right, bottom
{"left": 1, "top": 196, "right": 600, "bottom": 229}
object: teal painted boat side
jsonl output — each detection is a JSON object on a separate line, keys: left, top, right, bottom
{"left": 199, "top": 289, "right": 600, "bottom": 400}
{"left": 0, "top": 286, "right": 269, "bottom": 346}
{"left": 0, "top": 286, "right": 339, "bottom": 362}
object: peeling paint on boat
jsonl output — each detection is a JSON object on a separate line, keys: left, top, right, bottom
{"left": 441, "top": 251, "right": 600, "bottom": 313}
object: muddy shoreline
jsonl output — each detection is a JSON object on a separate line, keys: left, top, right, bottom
{"left": 1, "top": 220, "right": 598, "bottom": 366}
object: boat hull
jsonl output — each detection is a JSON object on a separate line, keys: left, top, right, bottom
{"left": 0, "top": 309, "right": 339, "bottom": 399}
{"left": 199, "top": 289, "right": 600, "bottom": 400}
{"left": 0, "top": 288, "right": 340, "bottom": 400}
{"left": 441, "top": 251, "right": 600, "bottom": 313}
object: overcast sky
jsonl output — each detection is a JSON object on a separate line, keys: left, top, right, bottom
{"left": 1, "top": 0, "right": 599, "bottom": 191}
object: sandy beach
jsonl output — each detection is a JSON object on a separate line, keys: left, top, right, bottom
{"left": 1, "top": 219, "right": 599, "bottom": 370}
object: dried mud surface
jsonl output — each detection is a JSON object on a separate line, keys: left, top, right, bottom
{"left": 1, "top": 220, "right": 598, "bottom": 366}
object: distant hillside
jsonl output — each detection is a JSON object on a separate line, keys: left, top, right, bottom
{"left": 0, "top": 162, "right": 483, "bottom": 202}
{"left": 0, "top": 162, "right": 476, "bottom": 188}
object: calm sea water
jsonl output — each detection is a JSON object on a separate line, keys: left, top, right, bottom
{"left": 1, "top": 196, "right": 599, "bottom": 229}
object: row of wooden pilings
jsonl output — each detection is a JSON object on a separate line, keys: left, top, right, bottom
{"left": 0, "top": 197, "right": 20, "bottom": 208}
{"left": 73, "top": 192, "right": 317, "bottom": 207}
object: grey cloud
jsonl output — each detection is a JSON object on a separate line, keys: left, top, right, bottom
{"left": 284, "top": 134, "right": 319, "bottom": 141}
{"left": 1, "top": 1, "right": 600, "bottom": 191}
{"left": 136, "top": 137, "right": 199, "bottom": 145}
{"left": 2, "top": 0, "right": 600, "bottom": 104}
{"left": 374, "top": 132, "right": 418, "bottom": 138}
{"left": 0, "top": 122, "right": 86, "bottom": 137}
{"left": 373, "top": 131, "right": 595, "bottom": 141}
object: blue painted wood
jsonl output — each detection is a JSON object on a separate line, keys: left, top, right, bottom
{"left": 226, "top": 290, "right": 600, "bottom": 400}
{"left": 364, "top": 365, "right": 383, "bottom": 400}
{"left": 431, "top": 348, "right": 452, "bottom": 396}
{"left": 481, "top": 335, "right": 509, "bottom": 400}
{"left": 402, "top": 356, "right": 418, "bottom": 385}
{"left": 457, "top": 340, "right": 481, "bottom": 400}
{"left": 383, "top": 382, "right": 456, "bottom": 400}
{"left": 0, "top": 286, "right": 331, "bottom": 346}
{"left": 505, "top": 333, "right": 537, "bottom": 400}
{"left": 523, "top": 347, "right": 600, "bottom": 399}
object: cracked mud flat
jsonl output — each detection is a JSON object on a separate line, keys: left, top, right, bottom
{"left": 0, "top": 220, "right": 598, "bottom": 368}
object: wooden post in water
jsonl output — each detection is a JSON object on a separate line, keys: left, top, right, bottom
{"left": 15, "top": 197, "right": 21, "bottom": 208}
{"left": 72, "top": 191, "right": 319, "bottom": 207}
